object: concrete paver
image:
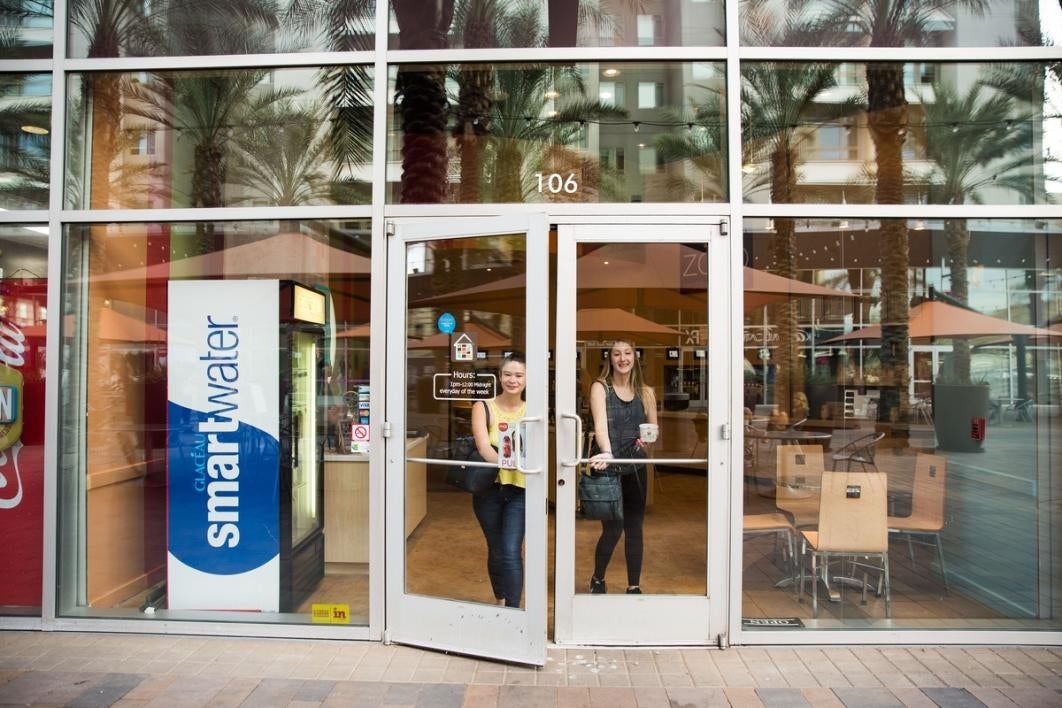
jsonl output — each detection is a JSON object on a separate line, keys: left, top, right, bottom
{"left": 0, "top": 633, "right": 1058, "bottom": 707}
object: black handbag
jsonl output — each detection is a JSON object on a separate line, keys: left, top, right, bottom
{"left": 445, "top": 402, "right": 498, "bottom": 494}
{"left": 578, "top": 472, "right": 623, "bottom": 521}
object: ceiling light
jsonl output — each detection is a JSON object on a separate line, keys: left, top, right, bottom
{"left": 21, "top": 125, "right": 48, "bottom": 135}
{"left": 602, "top": 68, "right": 620, "bottom": 78}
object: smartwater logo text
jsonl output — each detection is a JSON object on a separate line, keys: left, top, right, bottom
{"left": 196, "top": 315, "right": 242, "bottom": 549}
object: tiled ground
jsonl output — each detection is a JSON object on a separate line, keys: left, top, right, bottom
{"left": 0, "top": 632, "right": 1060, "bottom": 707}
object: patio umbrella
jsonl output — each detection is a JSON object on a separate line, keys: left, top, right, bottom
{"left": 24, "top": 311, "right": 165, "bottom": 342}
{"left": 575, "top": 308, "right": 683, "bottom": 345}
{"left": 97, "top": 308, "right": 167, "bottom": 343}
{"left": 742, "top": 267, "right": 856, "bottom": 308}
{"left": 417, "top": 242, "right": 852, "bottom": 314}
{"left": 336, "top": 323, "right": 371, "bottom": 338}
{"left": 823, "top": 300, "right": 1060, "bottom": 343}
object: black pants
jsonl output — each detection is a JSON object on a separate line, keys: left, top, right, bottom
{"left": 593, "top": 466, "right": 647, "bottom": 587}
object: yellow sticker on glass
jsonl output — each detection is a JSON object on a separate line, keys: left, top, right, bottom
{"left": 311, "top": 603, "right": 351, "bottom": 624}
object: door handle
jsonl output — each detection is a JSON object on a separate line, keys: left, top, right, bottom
{"left": 559, "top": 412, "right": 582, "bottom": 468}
{"left": 515, "top": 416, "right": 543, "bottom": 475}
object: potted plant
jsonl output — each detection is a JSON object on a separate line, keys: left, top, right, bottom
{"left": 932, "top": 368, "right": 991, "bottom": 453}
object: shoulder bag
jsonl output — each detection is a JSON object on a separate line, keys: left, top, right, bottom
{"left": 445, "top": 401, "right": 498, "bottom": 494}
{"left": 578, "top": 469, "right": 623, "bottom": 521}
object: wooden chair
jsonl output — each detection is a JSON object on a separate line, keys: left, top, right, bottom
{"left": 800, "top": 471, "right": 891, "bottom": 618}
{"left": 743, "top": 513, "right": 798, "bottom": 594}
{"left": 775, "top": 444, "right": 825, "bottom": 529}
{"left": 889, "top": 453, "right": 948, "bottom": 594}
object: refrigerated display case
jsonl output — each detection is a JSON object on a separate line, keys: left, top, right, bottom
{"left": 279, "top": 282, "right": 326, "bottom": 612}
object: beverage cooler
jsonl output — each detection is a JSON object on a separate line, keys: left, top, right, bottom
{"left": 279, "top": 281, "right": 326, "bottom": 611}
{"left": 167, "top": 279, "right": 326, "bottom": 613}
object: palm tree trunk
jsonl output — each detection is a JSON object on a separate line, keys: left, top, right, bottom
{"left": 193, "top": 140, "right": 225, "bottom": 208}
{"left": 192, "top": 140, "right": 224, "bottom": 254}
{"left": 867, "top": 62, "right": 910, "bottom": 424}
{"left": 454, "top": 1, "right": 496, "bottom": 203}
{"left": 87, "top": 73, "right": 120, "bottom": 209}
{"left": 496, "top": 137, "right": 524, "bottom": 203}
{"left": 393, "top": 0, "right": 454, "bottom": 204}
{"left": 768, "top": 146, "right": 803, "bottom": 416}
{"left": 945, "top": 216, "right": 971, "bottom": 383}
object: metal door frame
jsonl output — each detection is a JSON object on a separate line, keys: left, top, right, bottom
{"left": 552, "top": 219, "right": 732, "bottom": 646}
{"left": 383, "top": 214, "right": 550, "bottom": 665}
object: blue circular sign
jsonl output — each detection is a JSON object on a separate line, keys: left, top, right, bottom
{"left": 437, "top": 313, "right": 456, "bottom": 334}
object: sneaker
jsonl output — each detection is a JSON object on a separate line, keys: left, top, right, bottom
{"left": 589, "top": 577, "right": 607, "bottom": 594}
{"left": 626, "top": 586, "right": 642, "bottom": 594}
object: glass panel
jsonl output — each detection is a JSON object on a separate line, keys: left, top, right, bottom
{"left": 574, "top": 241, "right": 708, "bottom": 596}
{"left": 741, "top": 216, "right": 1062, "bottom": 631}
{"left": 58, "top": 218, "right": 371, "bottom": 624}
{"left": 65, "top": 66, "right": 373, "bottom": 209}
{"left": 387, "top": 1, "right": 723, "bottom": 49}
{"left": 67, "top": 0, "right": 374, "bottom": 58}
{"left": 0, "top": 1, "right": 52, "bottom": 58}
{"left": 403, "top": 233, "right": 529, "bottom": 609}
{"left": 742, "top": 62, "right": 1059, "bottom": 206}
{"left": 387, "top": 62, "right": 727, "bottom": 204}
{"left": 1, "top": 73, "right": 50, "bottom": 210}
{"left": 0, "top": 224, "right": 47, "bottom": 616}
{"left": 740, "top": 0, "right": 1061, "bottom": 48}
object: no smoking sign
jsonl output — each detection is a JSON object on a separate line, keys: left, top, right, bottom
{"left": 351, "top": 424, "right": 370, "bottom": 442}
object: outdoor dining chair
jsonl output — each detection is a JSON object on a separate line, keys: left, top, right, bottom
{"left": 775, "top": 444, "right": 825, "bottom": 529}
{"left": 831, "top": 431, "right": 885, "bottom": 472}
{"left": 888, "top": 452, "right": 948, "bottom": 594}
{"left": 743, "top": 512, "right": 798, "bottom": 595}
{"left": 800, "top": 470, "right": 891, "bottom": 618}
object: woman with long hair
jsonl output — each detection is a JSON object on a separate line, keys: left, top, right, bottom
{"left": 587, "top": 339, "right": 658, "bottom": 594}
{"left": 470, "top": 352, "right": 527, "bottom": 607}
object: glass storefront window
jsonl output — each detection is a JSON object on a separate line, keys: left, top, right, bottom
{"left": 387, "top": 1, "right": 724, "bottom": 50}
{"left": 58, "top": 219, "right": 372, "bottom": 624}
{"left": 1, "top": 73, "right": 51, "bottom": 211}
{"left": 65, "top": 67, "right": 373, "bottom": 210}
{"left": 742, "top": 62, "right": 1060, "bottom": 205}
{"left": 67, "top": 0, "right": 374, "bottom": 58}
{"left": 741, "top": 216, "right": 1062, "bottom": 630}
{"left": 0, "top": 1, "right": 52, "bottom": 59}
{"left": 387, "top": 62, "right": 726, "bottom": 204}
{"left": 0, "top": 224, "right": 47, "bottom": 616}
{"left": 740, "top": 0, "right": 1061, "bottom": 48}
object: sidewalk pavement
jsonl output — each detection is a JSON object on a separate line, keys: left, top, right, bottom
{"left": 1, "top": 631, "right": 1060, "bottom": 707}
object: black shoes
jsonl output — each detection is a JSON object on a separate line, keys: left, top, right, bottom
{"left": 626, "top": 586, "right": 642, "bottom": 594}
{"left": 589, "top": 576, "right": 607, "bottom": 594}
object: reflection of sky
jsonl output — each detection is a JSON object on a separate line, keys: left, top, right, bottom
{"left": 1041, "top": 1, "right": 1061, "bottom": 46}
{"left": 1043, "top": 1, "right": 1062, "bottom": 193}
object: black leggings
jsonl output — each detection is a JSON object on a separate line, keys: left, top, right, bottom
{"left": 593, "top": 466, "right": 647, "bottom": 587}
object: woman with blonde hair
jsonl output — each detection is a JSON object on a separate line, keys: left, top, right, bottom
{"left": 587, "top": 338, "right": 657, "bottom": 594}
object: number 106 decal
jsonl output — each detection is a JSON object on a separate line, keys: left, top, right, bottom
{"left": 535, "top": 172, "right": 579, "bottom": 194}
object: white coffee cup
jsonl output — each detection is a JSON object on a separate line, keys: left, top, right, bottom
{"left": 639, "top": 423, "right": 659, "bottom": 443}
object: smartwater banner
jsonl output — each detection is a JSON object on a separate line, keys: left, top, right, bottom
{"left": 167, "top": 280, "right": 280, "bottom": 611}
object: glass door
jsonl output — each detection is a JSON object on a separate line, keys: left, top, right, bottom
{"left": 553, "top": 222, "right": 731, "bottom": 645}
{"left": 385, "top": 215, "right": 549, "bottom": 665}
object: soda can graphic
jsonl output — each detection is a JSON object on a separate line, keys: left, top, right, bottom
{"left": 0, "top": 320, "right": 24, "bottom": 452}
